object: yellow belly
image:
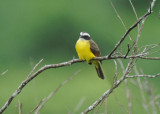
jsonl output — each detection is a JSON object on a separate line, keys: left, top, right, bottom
{"left": 75, "top": 39, "right": 95, "bottom": 63}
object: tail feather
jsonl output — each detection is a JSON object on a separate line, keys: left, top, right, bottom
{"left": 95, "top": 61, "right": 105, "bottom": 79}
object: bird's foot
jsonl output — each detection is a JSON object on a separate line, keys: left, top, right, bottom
{"left": 88, "top": 62, "right": 92, "bottom": 65}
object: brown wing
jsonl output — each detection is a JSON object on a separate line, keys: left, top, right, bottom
{"left": 89, "top": 39, "right": 101, "bottom": 57}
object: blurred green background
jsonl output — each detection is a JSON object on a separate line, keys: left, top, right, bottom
{"left": 0, "top": 0, "right": 160, "bottom": 113}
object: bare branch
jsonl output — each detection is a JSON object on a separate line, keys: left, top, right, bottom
{"left": 1, "top": 50, "right": 159, "bottom": 114}
{"left": 82, "top": 1, "right": 157, "bottom": 113}
{"left": 134, "top": 0, "right": 156, "bottom": 52}
{"left": 0, "top": 59, "right": 81, "bottom": 113}
{"left": 83, "top": 56, "right": 136, "bottom": 113}
{"left": 109, "top": 0, "right": 156, "bottom": 58}
{"left": 82, "top": 73, "right": 127, "bottom": 114}
{"left": 108, "top": 8, "right": 152, "bottom": 57}
{"left": 0, "top": 1, "right": 158, "bottom": 113}
{"left": 93, "top": 55, "right": 160, "bottom": 61}
{"left": 1, "top": 52, "right": 160, "bottom": 113}
{"left": 126, "top": 73, "right": 160, "bottom": 78}
{"left": 138, "top": 56, "right": 160, "bottom": 60}
{"left": 82, "top": 61, "right": 160, "bottom": 114}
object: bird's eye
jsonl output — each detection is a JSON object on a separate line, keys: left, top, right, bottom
{"left": 83, "top": 35, "right": 90, "bottom": 40}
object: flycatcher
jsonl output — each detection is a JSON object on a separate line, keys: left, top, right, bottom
{"left": 75, "top": 32, "right": 105, "bottom": 79}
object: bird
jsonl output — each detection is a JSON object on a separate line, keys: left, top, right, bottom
{"left": 75, "top": 32, "right": 105, "bottom": 79}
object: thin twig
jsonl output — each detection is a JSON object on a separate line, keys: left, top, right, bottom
{"left": 144, "top": 78, "right": 157, "bottom": 114}
{"left": 159, "top": 9, "right": 160, "bottom": 19}
{"left": 28, "top": 100, "right": 43, "bottom": 114}
{"left": 34, "top": 70, "right": 80, "bottom": 114}
{"left": 129, "top": 0, "right": 139, "bottom": 31}
{"left": 149, "top": 94, "right": 160, "bottom": 106}
{"left": 134, "top": 0, "right": 156, "bottom": 52}
{"left": 0, "top": 70, "right": 8, "bottom": 77}
{"left": 155, "top": 101, "right": 160, "bottom": 112}
{"left": 94, "top": 100, "right": 104, "bottom": 114}
{"left": 134, "top": 67, "right": 149, "bottom": 114}
{"left": 143, "top": 43, "right": 160, "bottom": 53}
{"left": 29, "top": 58, "right": 39, "bottom": 105}
{"left": 124, "top": 44, "right": 131, "bottom": 58}
{"left": 126, "top": 73, "right": 160, "bottom": 78}
{"left": 118, "top": 59, "right": 132, "bottom": 114}
{"left": 117, "top": 59, "right": 125, "bottom": 74}
{"left": 133, "top": 18, "right": 144, "bottom": 54}
{"left": 104, "top": 99, "right": 107, "bottom": 114}
{"left": 74, "top": 97, "right": 86, "bottom": 113}
{"left": 18, "top": 100, "right": 22, "bottom": 114}
{"left": 0, "top": 59, "right": 44, "bottom": 113}
{"left": 146, "top": 49, "right": 160, "bottom": 56}
{"left": 114, "top": 94, "right": 129, "bottom": 113}
{"left": 113, "top": 60, "right": 118, "bottom": 85}
{"left": 28, "top": 59, "right": 43, "bottom": 78}
{"left": 110, "top": 1, "right": 133, "bottom": 41}
{"left": 119, "top": 59, "right": 132, "bottom": 114}
{"left": 125, "top": 79, "right": 132, "bottom": 114}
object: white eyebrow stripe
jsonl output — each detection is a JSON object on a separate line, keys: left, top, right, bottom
{"left": 80, "top": 32, "right": 90, "bottom": 37}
